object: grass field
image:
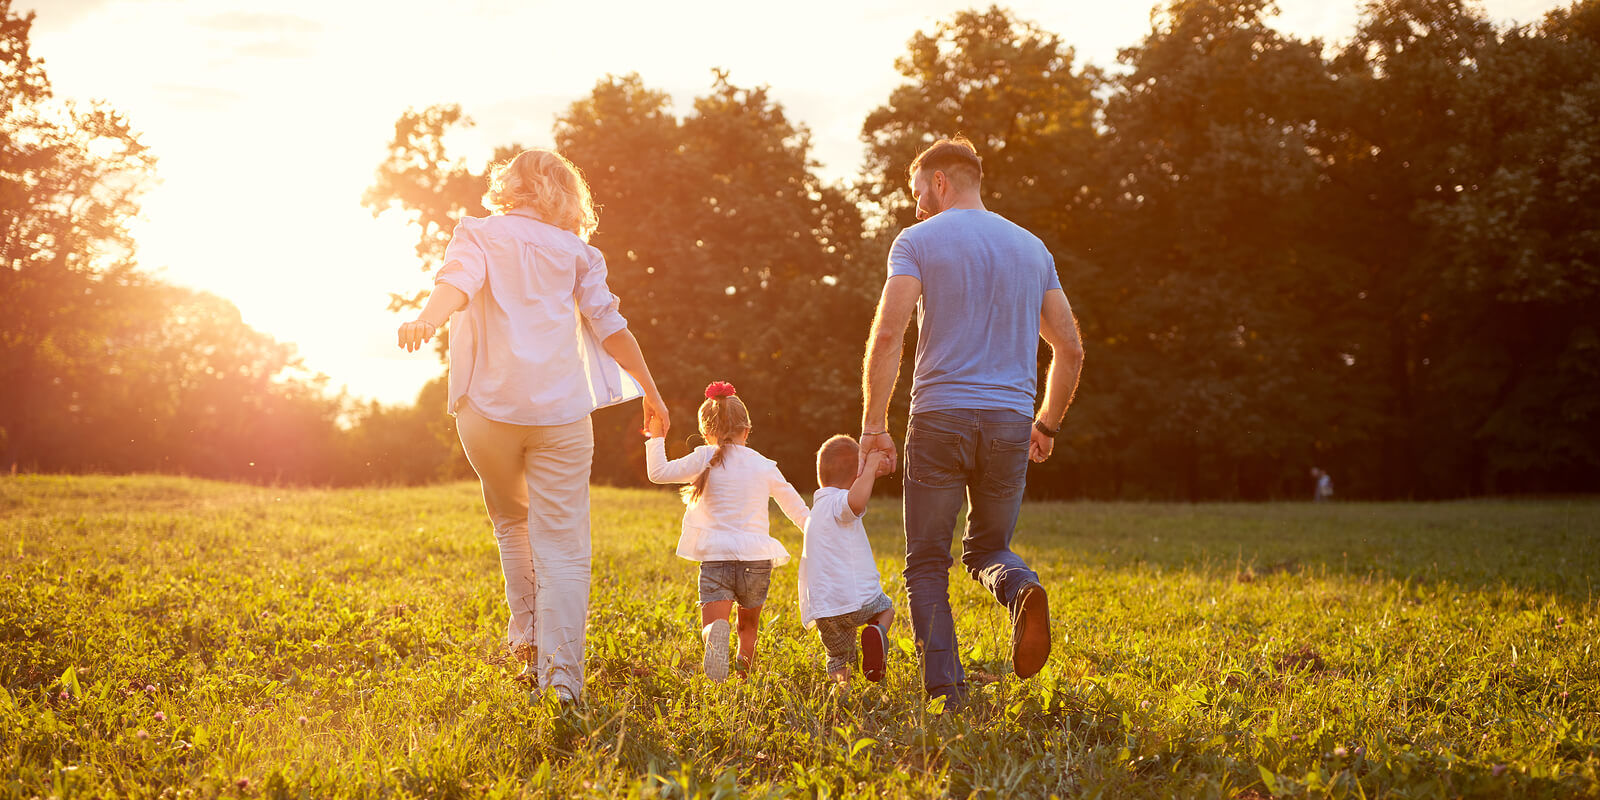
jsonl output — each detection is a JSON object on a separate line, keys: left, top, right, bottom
{"left": 2, "top": 475, "right": 1597, "bottom": 799}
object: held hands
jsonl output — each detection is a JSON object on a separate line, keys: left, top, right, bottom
{"left": 642, "top": 394, "right": 671, "bottom": 438}
{"left": 397, "top": 319, "right": 437, "bottom": 353}
{"left": 1029, "top": 423, "right": 1056, "bottom": 463}
{"left": 861, "top": 449, "right": 888, "bottom": 477}
{"left": 859, "top": 432, "right": 897, "bottom": 477}
{"left": 643, "top": 406, "right": 666, "bottom": 438}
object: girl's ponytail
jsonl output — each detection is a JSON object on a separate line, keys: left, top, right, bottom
{"left": 685, "top": 382, "right": 750, "bottom": 504}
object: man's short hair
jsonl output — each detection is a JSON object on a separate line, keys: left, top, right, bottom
{"left": 817, "top": 435, "right": 860, "bottom": 488}
{"left": 908, "top": 136, "right": 983, "bottom": 189}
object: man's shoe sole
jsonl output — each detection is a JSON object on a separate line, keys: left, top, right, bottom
{"left": 703, "top": 619, "right": 730, "bottom": 682}
{"left": 1012, "top": 584, "right": 1051, "bottom": 679}
{"left": 861, "top": 624, "right": 888, "bottom": 683}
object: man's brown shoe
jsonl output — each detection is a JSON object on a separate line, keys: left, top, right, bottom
{"left": 1011, "top": 583, "right": 1051, "bottom": 678}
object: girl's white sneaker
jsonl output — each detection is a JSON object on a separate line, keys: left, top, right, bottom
{"left": 702, "top": 619, "right": 731, "bottom": 682}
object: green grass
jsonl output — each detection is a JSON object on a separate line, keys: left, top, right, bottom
{"left": 1, "top": 475, "right": 1597, "bottom": 798}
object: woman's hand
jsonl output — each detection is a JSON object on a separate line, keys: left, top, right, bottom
{"left": 643, "top": 394, "right": 671, "bottom": 438}
{"left": 643, "top": 404, "right": 667, "bottom": 438}
{"left": 397, "top": 319, "right": 438, "bottom": 353}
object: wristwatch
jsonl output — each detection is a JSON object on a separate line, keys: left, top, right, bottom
{"left": 1034, "top": 418, "right": 1058, "bottom": 438}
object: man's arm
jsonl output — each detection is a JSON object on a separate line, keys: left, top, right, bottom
{"left": 860, "top": 275, "right": 921, "bottom": 474}
{"left": 1032, "top": 288, "right": 1084, "bottom": 463}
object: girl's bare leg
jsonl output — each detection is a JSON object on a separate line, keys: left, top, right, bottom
{"left": 735, "top": 605, "right": 762, "bottom": 671}
{"left": 701, "top": 600, "right": 734, "bottom": 627}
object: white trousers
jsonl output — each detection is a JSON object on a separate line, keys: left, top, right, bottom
{"left": 456, "top": 406, "right": 593, "bottom": 700}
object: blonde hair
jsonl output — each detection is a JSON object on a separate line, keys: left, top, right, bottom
{"left": 483, "top": 149, "right": 599, "bottom": 239}
{"left": 686, "top": 395, "right": 752, "bottom": 504}
{"left": 817, "top": 435, "right": 860, "bottom": 488}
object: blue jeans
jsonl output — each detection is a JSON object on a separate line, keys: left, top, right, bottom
{"left": 902, "top": 408, "right": 1040, "bottom": 701}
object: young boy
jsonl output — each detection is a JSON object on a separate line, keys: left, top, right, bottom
{"left": 798, "top": 435, "right": 895, "bottom": 684}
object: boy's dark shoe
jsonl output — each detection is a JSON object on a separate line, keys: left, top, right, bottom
{"left": 1011, "top": 582, "right": 1051, "bottom": 679}
{"left": 861, "top": 623, "right": 888, "bottom": 683}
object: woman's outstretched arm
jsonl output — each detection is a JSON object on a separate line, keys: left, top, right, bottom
{"left": 397, "top": 283, "right": 468, "bottom": 352}
{"left": 603, "top": 328, "right": 670, "bottom": 437}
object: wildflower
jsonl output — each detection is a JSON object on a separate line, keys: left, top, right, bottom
{"left": 1560, "top": 691, "right": 1569, "bottom": 700}
{"left": 1139, "top": 700, "right": 1151, "bottom": 710}
{"left": 58, "top": 690, "right": 70, "bottom": 701}
{"left": 1333, "top": 746, "right": 1348, "bottom": 757}
{"left": 154, "top": 711, "right": 166, "bottom": 722}
{"left": 145, "top": 684, "right": 157, "bottom": 693}
{"left": 298, "top": 715, "right": 309, "bottom": 725}
{"left": 136, "top": 729, "right": 149, "bottom": 740}
{"left": 237, "top": 778, "right": 250, "bottom": 790}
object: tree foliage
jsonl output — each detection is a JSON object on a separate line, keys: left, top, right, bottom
{"left": 13, "top": 0, "right": 1599, "bottom": 497}
{"left": 0, "top": 1, "right": 412, "bottom": 486}
{"left": 367, "top": 71, "right": 871, "bottom": 489}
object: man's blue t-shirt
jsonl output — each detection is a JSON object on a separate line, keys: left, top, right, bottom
{"left": 888, "top": 209, "right": 1062, "bottom": 417}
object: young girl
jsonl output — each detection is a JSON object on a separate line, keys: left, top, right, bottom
{"left": 646, "top": 381, "right": 809, "bottom": 681}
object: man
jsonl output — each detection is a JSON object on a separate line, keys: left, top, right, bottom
{"left": 859, "top": 136, "right": 1084, "bottom": 707}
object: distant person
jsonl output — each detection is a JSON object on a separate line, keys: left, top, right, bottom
{"left": 396, "top": 148, "right": 669, "bottom": 703}
{"left": 644, "top": 381, "right": 810, "bottom": 682}
{"left": 1312, "top": 467, "right": 1334, "bottom": 502}
{"left": 859, "top": 135, "right": 1085, "bottom": 709}
{"left": 799, "top": 435, "right": 896, "bottom": 686}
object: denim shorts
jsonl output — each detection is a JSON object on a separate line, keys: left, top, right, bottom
{"left": 698, "top": 560, "right": 773, "bottom": 608}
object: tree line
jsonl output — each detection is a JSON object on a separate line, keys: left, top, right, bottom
{"left": 6, "top": 0, "right": 1598, "bottom": 498}
{"left": 0, "top": 0, "right": 455, "bottom": 485}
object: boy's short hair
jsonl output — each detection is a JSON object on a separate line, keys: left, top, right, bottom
{"left": 817, "top": 435, "right": 860, "bottom": 488}
{"left": 908, "top": 135, "right": 983, "bottom": 189}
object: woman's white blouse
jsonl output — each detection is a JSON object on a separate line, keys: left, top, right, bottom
{"left": 434, "top": 211, "right": 640, "bottom": 426}
{"left": 645, "top": 439, "right": 810, "bottom": 566}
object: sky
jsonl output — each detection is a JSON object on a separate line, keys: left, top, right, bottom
{"left": 30, "top": 0, "right": 1567, "bottom": 407}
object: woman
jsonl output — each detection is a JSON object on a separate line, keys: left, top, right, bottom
{"left": 397, "top": 148, "right": 669, "bottom": 702}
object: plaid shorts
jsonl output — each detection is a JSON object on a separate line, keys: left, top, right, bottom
{"left": 697, "top": 560, "right": 773, "bottom": 608}
{"left": 813, "top": 591, "right": 894, "bottom": 673}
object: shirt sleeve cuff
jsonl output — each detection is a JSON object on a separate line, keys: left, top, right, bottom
{"left": 589, "top": 310, "right": 628, "bottom": 342}
{"left": 434, "top": 270, "right": 478, "bottom": 298}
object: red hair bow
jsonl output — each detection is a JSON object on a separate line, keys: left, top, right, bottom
{"left": 704, "top": 381, "right": 737, "bottom": 400}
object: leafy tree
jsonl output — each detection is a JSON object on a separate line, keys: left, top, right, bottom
{"left": 0, "top": 0, "right": 155, "bottom": 471}
{"left": 31, "top": 281, "right": 350, "bottom": 482}
{"left": 858, "top": 5, "right": 1103, "bottom": 496}
{"left": 0, "top": 0, "right": 367, "bottom": 484}
{"left": 1400, "top": 0, "right": 1600, "bottom": 491}
{"left": 1090, "top": 0, "right": 1363, "bottom": 498}
{"left": 363, "top": 105, "right": 500, "bottom": 313}
{"left": 369, "top": 72, "right": 870, "bottom": 489}
{"left": 1319, "top": 0, "right": 1499, "bottom": 496}
{"left": 343, "top": 377, "right": 468, "bottom": 485}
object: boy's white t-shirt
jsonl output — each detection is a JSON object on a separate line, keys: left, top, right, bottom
{"left": 798, "top": 486, "right": 886, "bottom": 628}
